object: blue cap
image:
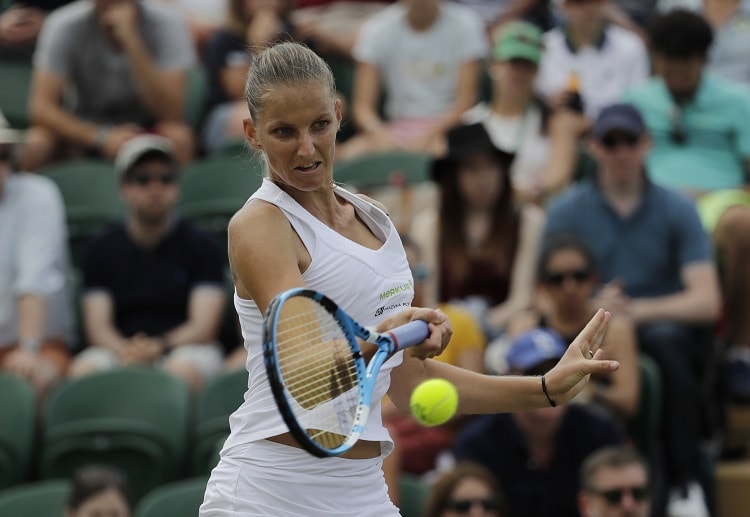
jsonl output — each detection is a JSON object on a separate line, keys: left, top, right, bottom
{"left": 592, "top": 103, "right": 646, "bottom": 140}
{"left": 506, "top": 328, "right": 567, "bottom": 372}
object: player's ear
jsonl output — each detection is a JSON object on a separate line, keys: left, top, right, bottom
{"left": 243, "top": 117, "right": 262, "bottom": 151}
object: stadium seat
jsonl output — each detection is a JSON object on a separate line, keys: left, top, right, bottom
{"left": 177, "top": 154, "right": 265, "bottom": 245}
{"left": 398, "top": 473, "right": 430, "bottom": 517}
{"left": 0, "top": 374, "right": 36, "bottom": 489}
{"left": 39, "top": 159, "right": 124, "bottom": 268}
{"left": 39, "top": 367, "right": 191, "bottom": 503}
{"left": 0, "top": 479, "right": 71, "bottom": 517}
{"left": 192, "top": 369, "right": 247, "bottom": 475}
{"left": 133, "top": 476, "right": 208, "bottom": 517}
{"left": 0, "top": 60, "right": 33, "bottom": 129}
{"left": 184, "top": 65, "right": 209, "bottom": 132}
{"left": 333, "top": 150, "right": 431, "bottom": 190}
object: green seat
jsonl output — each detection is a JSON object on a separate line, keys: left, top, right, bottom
{"left": 177, "top": 155, "right": 265, "bottom": 245}
{"left": 333, "top": 150, "right": 431, "bottom": 190}
{"left": 39, "top": 368, "right": 191, "bottom": 503}
{"left": 40, "top": 159, "right": 124, "bottom": 268}
{"left": 0, "top": 374, "right": 36, "bottom": 489}
{"left": 0, "top": 479, "right": 71, "bottom": 517}
{"left": 192, "top": 369, "right": 247, "bottom": 475}
{"left": 398, "top": 473, "right": 430, "bottom": 517}
{"left": 184, "top": 65, "right": 209, "bottom": 132}
{"left": 133, "top": 476, "right": 208, "bottom": 517}
{"left": 0, "top": 60, "right": 33, "bottom": 129}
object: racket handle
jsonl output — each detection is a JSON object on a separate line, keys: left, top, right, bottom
{"left": 386, "top": 320, "right": 430, "bottom": 351}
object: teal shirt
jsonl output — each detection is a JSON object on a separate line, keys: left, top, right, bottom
{"left": 622, "top": 74, "right": 750, "bottom": 192}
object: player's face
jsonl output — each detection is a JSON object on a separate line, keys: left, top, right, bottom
{"left": 456, "top": 152, "right": 505, "bottom": 210}
{"left": 120, "top": 159, "right": 179, "bottom": 224}
{"left": 443, "top": 477, "right": 502, "bottom": 517}
{"left": 65, "top": 488, "right": 130, "bottom": 517}
{"left": 244, "top": 81, "right": 342, "bottom": 193}
{"left": 580, "top": 464, "right": 650, "bottom": 517}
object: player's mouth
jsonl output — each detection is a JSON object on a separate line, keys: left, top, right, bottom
{"left": 295, "top": 161, "right": 321, "bottom": 173}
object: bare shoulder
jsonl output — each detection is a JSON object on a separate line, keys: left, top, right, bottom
{"left": 228, "top": 199, "right": 290, "bottom": 241}
{"left": 356, "top": 193, "right": 389, "bottom": 216}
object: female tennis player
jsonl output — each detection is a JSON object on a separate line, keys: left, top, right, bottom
{"left": 199, "top": 41, "right": 619, "bottom": 516}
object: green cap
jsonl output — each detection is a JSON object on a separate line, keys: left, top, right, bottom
{"left": 493, "top": 21, "right": 544, "bottom": 65}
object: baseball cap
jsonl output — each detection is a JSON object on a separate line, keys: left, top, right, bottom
{"left": 592, "top": 103, "right": 646, "bottom": 140}
{"left": 506, "top": 328, "right": 567, "bottom": 373}
{"left": 114, "top": 134, "right": 177, "bottom": 181}
{"left": 493, "top": 21, "right": 544, "bottom": 65}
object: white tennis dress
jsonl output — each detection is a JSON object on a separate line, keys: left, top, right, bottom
{"left": 200, "top": 180, "right": 415, "bottom": 516}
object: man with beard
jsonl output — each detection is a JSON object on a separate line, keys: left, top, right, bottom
{"left": 69, "top": 135, "right": 226, "bottom": 390}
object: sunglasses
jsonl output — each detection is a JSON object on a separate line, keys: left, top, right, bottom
{"left": 127, "top": 172, "right": 178, "bottom": 186}
{"left": 444, "top": 497, "right": 501, "bottom": 513}
{"left": 542, "top": 269, "right": 592, "bottom": 286}
{"left": 600, "top": 133, "right": 639, "bottom": 150}
{"left": 591, "top": 486, "right": 649, "bottom": 505}
{"left": 670, "top": 106, "right": 686, "bottom": 145}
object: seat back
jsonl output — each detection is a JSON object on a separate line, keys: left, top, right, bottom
{"left": 0, "top": 479, "right": 71, "bottom": 517}
{"left": 40, "top": 159, "right": 124, "bottom": 268}
{"left": 177, "top": 155, "right": 265, "bottom": 245}
{"left": 134, "top": 476, "right": 208, "bottom": 517}
{"left": 398, "top": 473, "right": 430, "bottom": 517}
{"left": 192, "top": 369, "right": 247, "bottom": 474}
{"left": 333, "top": 150, "right": 431, "bottom": 189}
{"left": 0, "top": 61, "right": 33, "bottom": 129}
{"left": 0, "top": 374, "right": 36, "bottom": 489}
{"left": 40, "top": 368, "right": 191, "bottom": 502}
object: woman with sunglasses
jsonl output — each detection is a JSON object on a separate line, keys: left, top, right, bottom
{"left": 423, "top": 462, "right": 507, "bottom": 517}
{"left": 504, "top": 232, "right": 640, "bottom": 421}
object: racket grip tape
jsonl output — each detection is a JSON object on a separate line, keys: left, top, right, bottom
{"left": 386, "top": 320, "right": 430, "bottom": 351}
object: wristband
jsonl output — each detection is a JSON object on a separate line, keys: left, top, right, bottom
{"left": 20, "top": 338, "right": 41, "bottom": 354}
{"left": 541, "top": 375, "right": 557, "bottom": 407}
{"left": 92, "top": 126, "right": 111, "bottom": 151}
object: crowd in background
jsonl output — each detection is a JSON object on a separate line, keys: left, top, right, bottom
{"left": 3, "top": 0, "right": 750, "bottom": 516}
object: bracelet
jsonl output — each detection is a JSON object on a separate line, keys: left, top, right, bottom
{"left": 541, "top": 375, "right": 557, "bottom": 407}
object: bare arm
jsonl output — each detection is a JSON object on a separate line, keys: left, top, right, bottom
{"left": 538, "top": 110, "right": 590, "bottom": 197}
{"left": 17, "top": 294, "right": 46, "bottom": 343}
{"left": 592, "top": 315, "right": 640, "bottom": 418}
{"left": 351, "top": 60, "right": 386, "bottom": 134}
{"left": 163, "top": 285, "right": 226, "bottom": 346}
{"left": 82, "top": 291, "right": 128, "bottom": 353}
{"left": 485, "top": 204, "right": 546, "bottom": 332}
{"left": 29, "top": 68, "right": 101, "bottom": 147}
{"left": 424, "top": 59, "right": 482, "bottom": 136}
{"left": 628, "top": 261, "right": 721, "bottom": 324}
{"left": 390, "top": 309, "right": 618, "bottom": 413}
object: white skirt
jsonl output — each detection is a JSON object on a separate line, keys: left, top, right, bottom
{"left": 200, "top": 439, "right": 401, "bottom": 516}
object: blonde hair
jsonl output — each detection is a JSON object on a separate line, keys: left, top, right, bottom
{"left": 244, "top": 42, "right": 336, "bottom": 121}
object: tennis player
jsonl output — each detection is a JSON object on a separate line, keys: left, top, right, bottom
{"left": 199, "top": 41, "right": 618, "bottom": 516}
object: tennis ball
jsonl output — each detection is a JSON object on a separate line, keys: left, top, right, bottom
{"left": 410, "top": 378, "right": 458, "bottom": 427}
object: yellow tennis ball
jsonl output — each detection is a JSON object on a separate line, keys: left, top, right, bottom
{"left": 410, "top": 378, "right": 459, "bottom": 427}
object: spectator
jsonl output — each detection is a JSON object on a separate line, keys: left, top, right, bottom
{"left": 621, "top": 9, "right": 750, "bottom": 405}
{"left": 656, "top": 1, "right": 750, "bottom": 93}
{"left": 201, "top": 0, "right": 296, "bottom": 154}
{"left": 68, "top": 135, "right": 226, "bottom": 390}
{"left": 544, "top": 102, "right": 720, "bottom": 516}
{"left": 578, "top": 446, "right": 651, "bottom": 517}
{"left": 502, "top": 232, "right": 641, "bottom": 421}
{"left": 462, "top": 20, "right": 589, "bottom": 204}
{"left": 152, "top": 0, "right": 227, "bottom": 52}
{"left": 0, "top": 0, "right": 73, "bottom": 60}
{"left": 453, "top": 327, "right": 624, "bottom": 517}
{"left": 335, "top": 0, "right": 488, "bottom": 161}
{"left": 423, "top": 461, "right": 507, "bottom": 517}
{"left": 0, "top": 112, "right": 72, "bottom": 395}
{"left": 411, "top": 122, "right": 545, "bottom": 338}
{"left": 65, "top": 464, "right": 131, "bottom": 517}
{"left": 609, "top": 0, "right": 659, "bottom": 27}
{"left": 536, "top": 0, "right": 649, "bottom": 119}
{"left": 21, "top": 0, "right": 196, "bottom": 171}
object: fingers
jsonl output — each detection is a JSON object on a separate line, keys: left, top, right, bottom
{"left": 578, "top": 309, "right": 610, "bottom": 357}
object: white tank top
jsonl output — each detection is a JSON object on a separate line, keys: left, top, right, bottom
{"left": 222, "top": 180, "right": 415, "bottom": 456}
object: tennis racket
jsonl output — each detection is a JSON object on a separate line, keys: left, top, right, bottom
{"left": 262, "top": 287, "right": 430, "bottom": 457}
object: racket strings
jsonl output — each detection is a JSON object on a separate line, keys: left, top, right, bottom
{"left": 276, "top": 300, "right": 361, "bottom": 447}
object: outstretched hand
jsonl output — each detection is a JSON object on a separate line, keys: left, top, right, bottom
{"left": 543, "top": 309, "right": 619, "bottom": 405}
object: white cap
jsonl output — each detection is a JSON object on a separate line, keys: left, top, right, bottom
{"left": 0, "top": 110, "right": 23, "bottom": 144}
{"left": 114, "top": 134, "right": 177, "bottom": 181}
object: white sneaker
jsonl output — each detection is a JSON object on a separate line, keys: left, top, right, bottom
{"left": 667, "top": 482, "right": 710, "bottom": 517}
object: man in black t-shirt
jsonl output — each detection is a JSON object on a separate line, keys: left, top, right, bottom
{"left": 69, "top": 134, "right": 226, "bottom": 390}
